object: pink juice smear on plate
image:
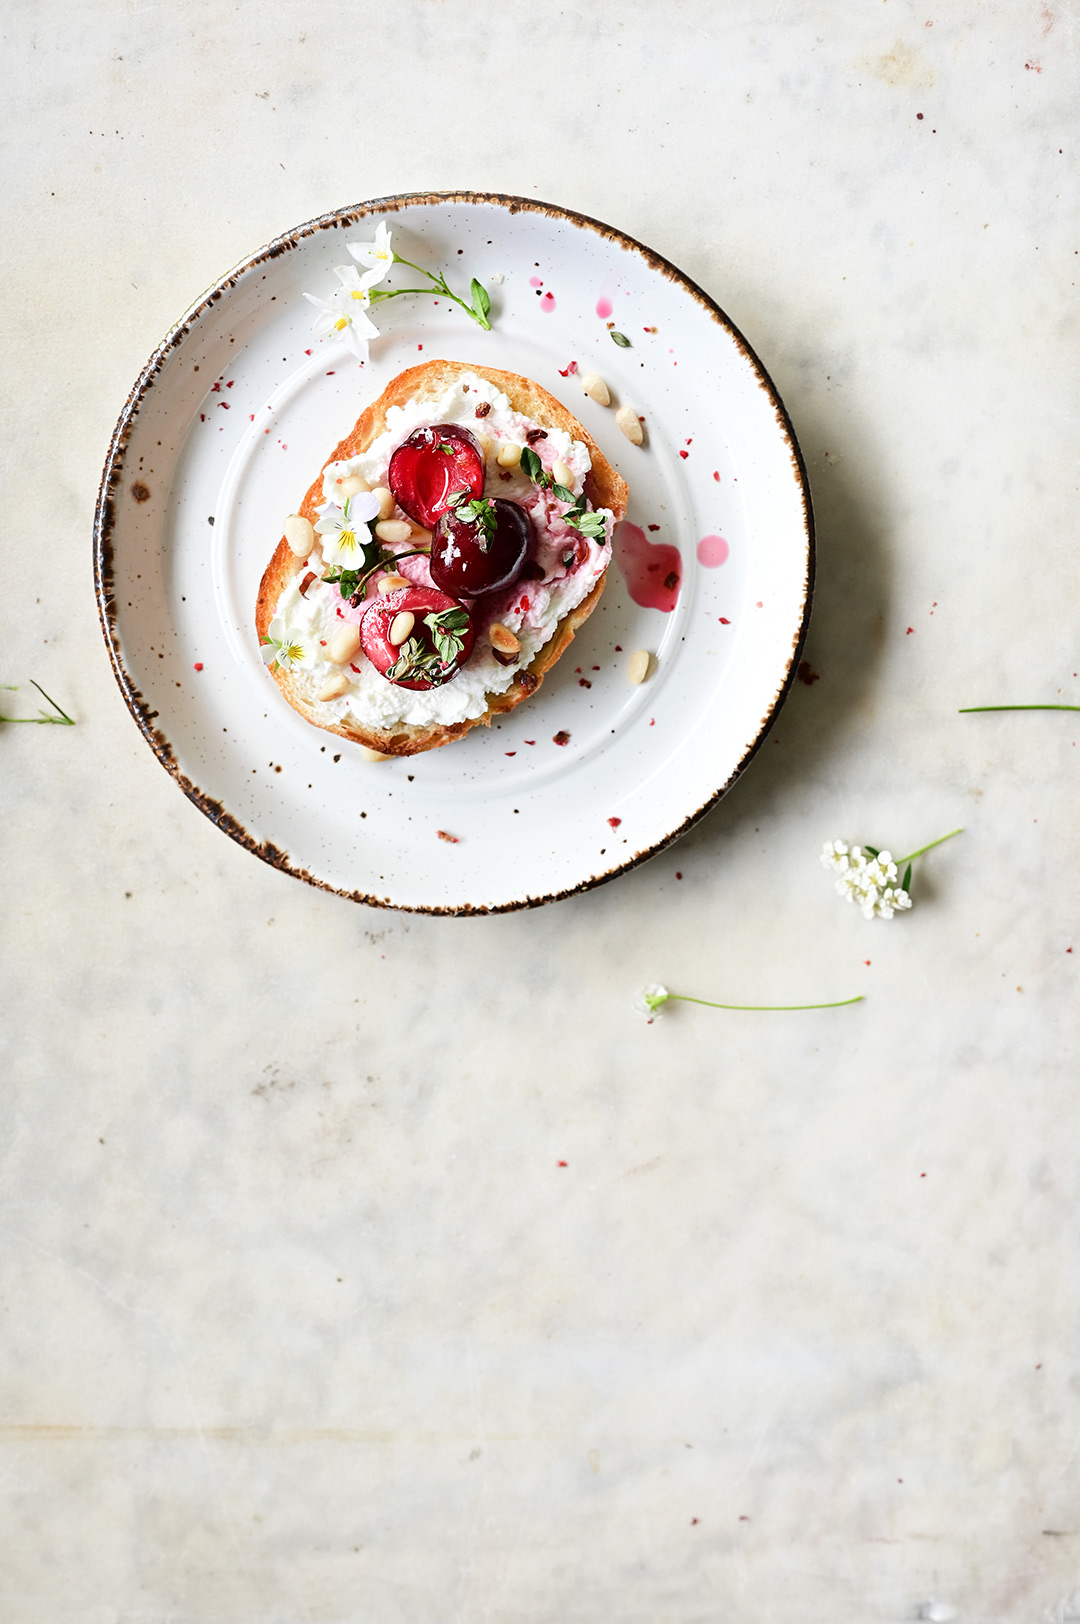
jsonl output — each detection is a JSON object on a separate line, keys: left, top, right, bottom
{"left": 613, "top": 522, "right": 681, "bottom": 611}
{"left": 595, "top": 296, "right": 613, "bottom": 318}
{"left": 697, "top": 534, "right": 730, "bottom": 567}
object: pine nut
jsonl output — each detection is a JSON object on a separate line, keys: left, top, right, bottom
{"left": 371, "top": 486, "right": 396, "bottom": 520}
{"left": 328, "top": 624, "right": 362, "bottom": 664}
{"left": 375, "top": 519, "right": 412, "bottom": 544}
{"left": 388, "top": 611, "right": 415, "bottom": 647}
{"left": 627, "top": 648, "right": 652, "bottom": 684}
{"left": 615, "top": 406, "right": 644, "bottom": 445}
{"left": 409, "top": 526, "right": 432, "bottom": 550}
{"left": 581, "top": 373, "right": 611, "bottom": 406}
{"left": 488, "top": 622, "right": 521, "bottom": 656}
{"left": 377, "top": 573, "right": 410, "bottom": 594}
{"left": 337, "top": 473, "right": 369, "bottom": 498}
{"left": 283, "top": 514, "right": 314, "bottom": 557}
{"left": 552, "top": 459, "right": 574, "bottom": 490}
{"left": 475, "top": 431, "right": 494, "bottom": 459}
{"left": 360, "top": 746, "right": 395, "bottom": 763}
{"left": 497, "top": 442, "right": 522, "bottom": 468}
{"left": 317, "top": 673, "right": 350, "bottom": 701}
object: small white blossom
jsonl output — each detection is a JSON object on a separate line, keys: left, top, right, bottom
{"left": 303, "top": 264, "right": 381, "bottom": 360}
{"left": 260, "top": 618, "right": 316, "bottom": 672}
{"left": 315, "top": 492, "right": 381, "bottom": 569}
{"left": 632, "top": 983, "right": 670, "bottom": 1020}
{"left": 823, "top": 840, "right": 912, "bottom": 920}
{"left": 347, "top": 221, "right": 395, "bottom": 286}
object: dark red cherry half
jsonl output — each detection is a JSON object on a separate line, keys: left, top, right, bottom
{"left": 387, "top": 424, "right": 485, "bottom": 529}
{"left": 430, "top": 498, "right": 531, "bottom": 597}
{"left": 360, "top": 585, "right": 475, "bottom": 691}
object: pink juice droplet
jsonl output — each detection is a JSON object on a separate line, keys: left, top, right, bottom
{"left": 541, "top": 292, "right": 556, "bottom": 312}
{"left": 529, "top": 276, "right": 543, "bottom": 288}
{"left": 697, "top": 534, "right": 730, "bottom": 567}
{"left": 613, "top": 522, "right": 682, "bottom": 611}
{"left": 595, "top": 296, "right": 613, "bottom": 318}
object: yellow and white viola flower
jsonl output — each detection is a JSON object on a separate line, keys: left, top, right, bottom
{"left": 303, "top": 265, "right": 381, "bottom": 361}
{"left": 314, "top": 491, "right": 381, "bottom": 569}
{"left": 260, "top": 619, "right": 317, "bottom": 672}
{"left": 347, "top": 220, "right": 394, "bottom": 287}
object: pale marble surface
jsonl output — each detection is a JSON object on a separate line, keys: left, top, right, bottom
{"left": 3, "top": 2, "right": 1080, "bottom": 1619}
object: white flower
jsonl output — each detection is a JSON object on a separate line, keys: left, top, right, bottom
{"left": 314, "top": 492, "right": 381, "bottom": 569}
{"left": 632, "top": 983, "right": 670, "bottom": 1019}
{"left": 824, "top": 840, "right": 913, "bottom": 920}
{"left": 347, "top": 221, "right": 394, "bottom": 287}
{"left": 820, "top": 840, "right": 852, "bottom": 874}
{"left": 260, "top": 618, "right": 316, "bottom": 672}
{"left": 303, "top": 264, "right": 381, "bottom": 360}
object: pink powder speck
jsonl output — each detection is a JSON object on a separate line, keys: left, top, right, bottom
{"left": 755, "top": 600, "right": 763, "bottom": 608}
{"left": 541, "top": 292, "right": 556, "bottom": 313}
{"left": 193, "top": 662, "right": 203, "bottom": 672}
{"left": 529, "top": 276, "right": 543, "bottom": 288}
{"left": 697, "top": 534, "right": 730, "bottom": 567}
{"left": 596, "top": 296, "right": 613, "bottom": 319}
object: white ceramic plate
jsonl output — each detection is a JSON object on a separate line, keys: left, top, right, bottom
{"left": 95, "top": 192, "right": 813, "bottom": 914}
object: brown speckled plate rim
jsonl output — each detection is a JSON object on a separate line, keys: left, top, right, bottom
{"left": 93, "top": 189, "right": 815, "bottom": 916}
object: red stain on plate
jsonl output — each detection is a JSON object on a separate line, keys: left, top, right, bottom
{"left": 697, "top": 534, "right": 729, "bottom": 567}
{"left": 613, "top": 522, "right": 681, "bottom": 611}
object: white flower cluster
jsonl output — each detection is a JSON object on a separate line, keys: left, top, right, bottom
{"left": 303, "top": 222, "right": 394, "bottom": 362}
{"left": 821, "top": 841, "right": 913, "bottom": 920}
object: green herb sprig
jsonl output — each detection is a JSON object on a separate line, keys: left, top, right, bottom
{"left": 385, "top": 609, "right": 471, "bottom": 685}
{"left": 449, "top": 491, "right": 497, "bottom": 551}
{"left": 368, "top": 257, "right": 492, "bottom": 331}
{"left": 1, "top": 681, "right": 75, "bottom": 725}
{"left": 519, "top": 450, "right": 607, "bottom": 543}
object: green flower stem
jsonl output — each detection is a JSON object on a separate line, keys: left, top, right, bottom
{"left": 959, "top": 704, "right": 1080, "bottom": 713}
{"left": 894, "top": 828, "right": 963, "bottom": 866}
{"left": 365, "top": 254, "right": 491, "bottom": 331}
{"left": 667, "top": 993, "right": 863, "bottom": 1012}
{"left": 1, "top": 681, "right": 75, "bottom": 725}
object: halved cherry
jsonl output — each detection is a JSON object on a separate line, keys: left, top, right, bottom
{"left": 360, "top": 585, "right": 475, "bottom": 691}
{"left": 430, "top": 497, "right": 531, "bottom": 597}
{"left": 387, "top": 424, "right": 485, "bottom": 529}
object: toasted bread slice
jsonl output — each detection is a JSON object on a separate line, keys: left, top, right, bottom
{"left": 255, "top": 360, "right": 628, "bottom": 756}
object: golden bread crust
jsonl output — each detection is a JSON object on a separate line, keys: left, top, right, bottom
{"left": 255, "top": 360, "right": 628, "bottom": 756}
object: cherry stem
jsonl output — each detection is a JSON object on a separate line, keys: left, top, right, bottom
{"left": 348, "top": 549, "right": 429, "bottom": 599}
{"left": 893, "top": 827, "right": 963, "bottom": 866}
{"left": 667, "top": 993, "right": 863, "bottom": 1012}
{"left": 959, "top": 704, "right": 1080, "bottom": 713}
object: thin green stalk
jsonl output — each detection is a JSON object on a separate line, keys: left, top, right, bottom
{"left": 959, "top": 704, "right": 1080, "bottom": 713}
{"left": 894, "top": 827, "right": 963, "bottom": 866}
{"left": 365, "top": 254, "right": 491, "bottom": 331}
{"left": 1, "top": 681, "right": 75, "bottom": 725}
{"left": 668, "top": 993, "right": 863, "bottom": 1012}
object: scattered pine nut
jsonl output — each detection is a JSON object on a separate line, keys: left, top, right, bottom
{"left": 371, "top": 486, "right": 396, "bottom": 520}
{"left": 377, "top": 573, "right": 411, "bottom": 594}
{"left": 283, "top": 513, "right": 314, "bottom": 557}
{"left": 627, "top": 648, "right": 652, "bottom": 684}
{"left": 581, "top": 373, "right": 611, "bottom": 406}
{"left": 488, "top": 622, "right": 521, "bottom": 655}
{"left": 388, "top": 611, "right": 415, "bottom": 646}
{"left": 615, "top": 406, "right": 644, "bottom": 445}
{"left": 317, "top": 673, "right": 351, "bottom": 701}
{"left": 360, "top": 746, "right": 395, "bottom": 763}
{"left": 375, "top": 519, "right": 413, "bottom": 544}
{"left": 328, "top": 624, "right": 362, "bottom": 664}
{"left": 497, "top": 442, "right": 522, "bottom": 468}
{"left": 552, "top": 459, "right": 574, "bottom": 490}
